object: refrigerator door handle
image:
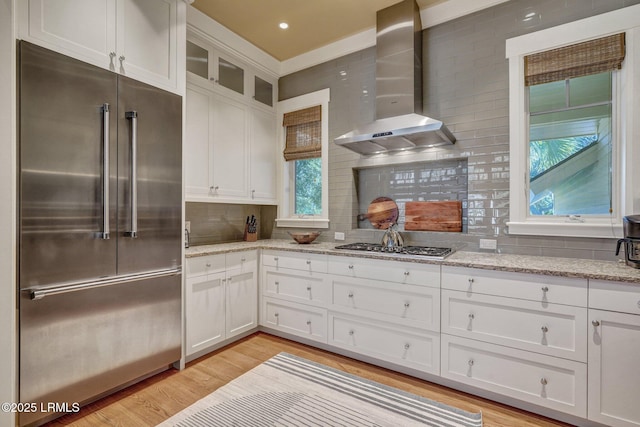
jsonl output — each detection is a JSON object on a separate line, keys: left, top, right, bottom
{"left": 27, "top": 267, "right": 182, "bottom": 300}
{"left": 101, "top": 103, "right": 110, "bottom": 240}
{"left": 125, "top": 111, "right": 138, "bottom": 238}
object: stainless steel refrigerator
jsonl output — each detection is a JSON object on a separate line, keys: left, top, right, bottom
{"left": 18, "top": 41, "right": 182, "bottom": 426}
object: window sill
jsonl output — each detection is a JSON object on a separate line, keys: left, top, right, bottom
{"left": 507, "top": 221, "right": 622, "bottom": 239}
{"left": 276, "top": 217, "right": 330, "bottom": 229}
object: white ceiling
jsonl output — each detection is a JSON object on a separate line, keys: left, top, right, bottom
{"left": 190, "top": 0, "right": 447, "bottom": 61}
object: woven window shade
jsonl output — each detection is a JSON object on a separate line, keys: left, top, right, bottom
{"left": 524, "top": 33, "right": 625, "bottom": 86}
{"left": 283, "top": 105, "right": 321, "bottom": 161}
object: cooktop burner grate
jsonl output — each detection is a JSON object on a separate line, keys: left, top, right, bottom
{"left": 334, "top": 243, "right": 454, "bottom": 259}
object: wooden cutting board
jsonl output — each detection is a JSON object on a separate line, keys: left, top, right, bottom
{"left": 405, "top": 201, "right": 462, "bottom": 232}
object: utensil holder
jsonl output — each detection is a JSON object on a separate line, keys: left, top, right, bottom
{"left": 243, "top": 224, "right": 257, "bottom": 242}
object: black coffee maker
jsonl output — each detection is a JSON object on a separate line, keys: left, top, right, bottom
{"left": 616, "top": 215, "right": 640, "bottom": 269}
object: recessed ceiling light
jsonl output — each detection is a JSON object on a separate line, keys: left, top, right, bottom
{"left": 279, "top": 22, "right": 289, "bottom": 30}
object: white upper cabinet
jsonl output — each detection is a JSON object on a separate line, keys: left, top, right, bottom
{"left": 18, "top": 0, "right": 185, "bottom": 94}
{"left": 185, "top": 34, "right": 278, "bottom": 204}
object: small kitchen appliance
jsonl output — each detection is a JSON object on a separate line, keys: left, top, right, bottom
{"left": 616, "top": 215, "right": 640, "bottom": 268}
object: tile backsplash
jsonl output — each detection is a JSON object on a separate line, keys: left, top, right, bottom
{"left": 275, "top": 0, "right": 640, "bottom": 261}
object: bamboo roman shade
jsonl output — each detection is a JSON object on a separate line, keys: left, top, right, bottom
{"left": 524, "top": 33, "right": 625, "bottom": 86}
{"left": 283, "top": 105, "right": 321, "bottom": 161}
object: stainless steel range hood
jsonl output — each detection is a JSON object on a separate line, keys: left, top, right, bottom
{"left": 334, "top": 0, "right": 455, "bottom": 155}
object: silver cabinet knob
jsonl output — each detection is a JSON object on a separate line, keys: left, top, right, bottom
{"left": 306, "top": 320, "right": 311, "bottom": 325}
{"left": 349, "top": 329, "right": 354, "bottom": 335}
{"left": 592, "top": 320, "right": 600, "bottom": 327}
{"left": 404, "top": 302, "right": 410, "bottom": 308}
{"left": 541, "top": 286, "right": 549, "bottom": 293}
{"left": 274, "top": 257, "right": 278, "bottom": 261}
{"left": 306, "top": 286, "right": 312, "bottom": 291}
{"left": 468, "top": 313, "right": 475, "bottom": 320}
{"left": 404, "top": 343, "right": 411, "bottom": 350}
{"left": 541, "top": 326, "right": 548, "bottom": 333}
{"left": 241, "top": 257, "right": 246, "bottom": 262}
{"left": 540, "top": 378, "right": 548, "bottom": 385}
{"left": 348, "top": 264, "right": 354, "bottom": 269}
{"left": 119, "top": 55, "right": 125, "bottom": 62}
{"left": 348, "top": 292, "right": 354, "bottom": 298}
{"left": 275, "top": 281, "right": 279, "bottom": 286}
{"left": 251, "top": 189, "right": 255, "bottom": 198}
{"left": 404, "top": 271, "right": 410, "bottom": 276}
{"left": 468, "top": 278, "right": 474, "bottom": 284}
{"left": 468, "top": 359, "right": 474, "bottom": 366}
{"left": 274, "top": 312, "right": 279, "bottom": 317}
{"left": 205, "top": 262, "right": 211, "bottom": 267}
{"left": 306, "top": 260, "right": 311, "bottom": 265}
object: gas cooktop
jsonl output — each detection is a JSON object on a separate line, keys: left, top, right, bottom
{"left": 334, "top": 243, "right": 454, "bottom": 259}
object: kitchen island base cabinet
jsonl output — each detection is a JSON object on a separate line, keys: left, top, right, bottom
{"left": 441, "top": 335, "right": 587, "bottom": 418}
{"left": 329, "top": 313, "right": 440, "bottom": 375}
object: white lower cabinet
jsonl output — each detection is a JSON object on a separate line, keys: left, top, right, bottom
{"left": 441, "top": 335, "right": 587, "bottom": 417}
{"left": 588, "top": 280, "right": 640, "bottom": 427}
{"left": 441, "top": 266, "right": 588, "bottom": 417}
{"left": 185, "top": 250, "right": 257, "bottom": 357}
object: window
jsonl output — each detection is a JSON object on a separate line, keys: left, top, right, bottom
{"left": 506, "top": 7, "right": 640, "bottom": 238}
{"left": 276, "top": 89, "right": 330, "bottom": 228}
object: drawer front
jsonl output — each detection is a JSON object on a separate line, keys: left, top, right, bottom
{"left": 261, "top": 297, "right": 327, "bottom": 343}
{"left": 262, "top": 250, "right": 328, "bottom": 273}
{"left": 263, "top": 267, "right": 329, "bottom": 307}
{"left": 226, "top": 250, "right": 258, "bottom": 273}
{"left": 186, "top": 254, "right": 225, "bottom": 278}
{"left": 442, "top": 266, "right": 587, "bottom": 307}
{"left": 329, "top": 313, "right": 440, "bottom": 375}
{"left": 589, "top": 279, "right": 640, "bottom": 315}
{"left": 328, "top": 256, "right": 440, "bottom": 287}
{"left": 441, "top": 335, "right": 587, "bottom": 417}
{"left": 442, "top": 290, "right": 587, "bottom": 361}
{"left": 331, "top": 276, "right": 439, "bottom": 331}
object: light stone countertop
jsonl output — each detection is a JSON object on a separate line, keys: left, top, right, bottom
{"left": 185, "top": 239, "right": 640, "bottom": 285}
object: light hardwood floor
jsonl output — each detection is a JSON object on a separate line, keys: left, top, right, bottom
{"left": 46, "top": 332, "right": 572, "bottom": 426}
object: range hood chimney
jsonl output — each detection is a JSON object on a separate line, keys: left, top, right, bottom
{"left": 334, "top": 0, "right": 455, "bottom": 155}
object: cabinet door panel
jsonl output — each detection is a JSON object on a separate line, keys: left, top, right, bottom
{"left": 250, "top": 107, "right": 277, "bottom": 201}
{"left": 226, "top": 271, "right": 257, "bottom": 338}
{"left": 211, "top": 93, "right": 248, "bottom": 198}
{"left": 21, "top": 0, "right": 116, "bottom": 68}
{"left": 117, "top": 0, "right": 177, "bottom": 89}
{"left": 186, "top": 273, "right": 225, "bottom": 356}
{"left": 588, "top": 309, "right": 640, "bottom": 427}
{"left": 185, "top": 85, "right": 213, "bottom": 196}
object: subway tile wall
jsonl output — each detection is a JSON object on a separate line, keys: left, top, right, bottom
{"left": 276, "top": 0, "right": 640, "bottom": 261}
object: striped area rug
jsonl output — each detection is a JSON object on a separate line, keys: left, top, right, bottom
{"left": 159, "top": 352, "right": 483, "bottom": 426}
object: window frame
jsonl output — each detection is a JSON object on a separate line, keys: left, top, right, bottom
{"left": 506, "top": 6, "right": 640, "bottom": 238}
{"left": 275, "top": 88, "right": 330, "bottom": 229}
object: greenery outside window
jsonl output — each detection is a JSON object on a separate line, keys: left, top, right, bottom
{"left": 276, "top": 89, "right": 330, "bottom": 229}
{"left": 506, "top": 7, "right": 640, "bottom": 238}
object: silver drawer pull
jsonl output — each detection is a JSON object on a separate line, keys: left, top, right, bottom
{"left": 541, "top": 326, "right": 549, "bottom": 333}
{"left": 468, "top": 313, "right": 475, "bottom": 320}
{"left": 592, "top": 320, "right": 600, "bottom": 327}
{"left": 468, "top": 278, "right": 474, "bottom": 284}
{"left": 404, "top": 343, "right": 411, "bottom": 350}
{"left": 404, "top": 271, "right": 410, "bottom": 276}
{"left": 540, "top": 378, "right": 548, "bottom": 386}
{"left": 541, "top": 286, "right": 549, "bottom": 293}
